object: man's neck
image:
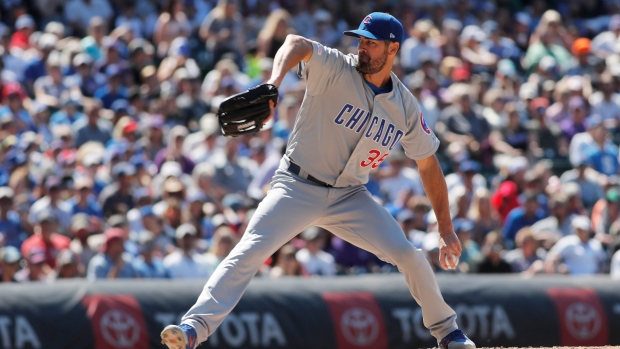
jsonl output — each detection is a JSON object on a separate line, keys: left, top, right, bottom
{"left": 362, "top": 70, "right": 392, "bottom": 89}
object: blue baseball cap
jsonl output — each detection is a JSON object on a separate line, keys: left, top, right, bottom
{"left": 344, "top": 12, "right": 404, "bottom": 46}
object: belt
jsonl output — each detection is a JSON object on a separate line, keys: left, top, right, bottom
{"left": 288, "top": 162, "right": 332, "bottom": 187}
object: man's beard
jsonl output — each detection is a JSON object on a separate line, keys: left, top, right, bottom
{"left": 356, "top": 48, "right": 388, "bottom": 74}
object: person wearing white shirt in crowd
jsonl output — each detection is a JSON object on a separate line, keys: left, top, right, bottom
{"left": 64, "top": 0, "right": 113, "bottom": 35}
{"left": 588, "top": 73, "right": 620, "bottom": 125}
{"left": 545, "top": 215, "right": 607, "bottom": 275}
{"left": 591, "top": 15, "right": 620, "bottom": 59}
{"left": 28, "top": 177, "right": 72, "bottom": 235}
{"left": 400, "top": 19, "right": 442, "bottom": 73}
{"left": 611, "top": 246, "right": 620, "bottom": 280}
{"left": 295, "top": 227, "right": 335, "bottom": 277}
{"left": 163, "top": 223, "right": 211, "bottom": 279}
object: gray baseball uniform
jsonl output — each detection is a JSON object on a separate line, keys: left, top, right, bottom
{"left": 181, "top": 41, "right": 458, "bottom": 343}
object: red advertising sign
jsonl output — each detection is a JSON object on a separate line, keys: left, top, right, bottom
{"left": 547, "top": 288, "right": 608, "bottom": 346}
{"left": 81, "top": 294, "right": 149, "bottom": 349}
{"left": 322, "top": 292, "right": 388, "bottom": 349}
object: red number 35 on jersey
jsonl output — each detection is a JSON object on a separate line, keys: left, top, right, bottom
{"left": 360, "top": 149, "right": 389, "bottom": 169}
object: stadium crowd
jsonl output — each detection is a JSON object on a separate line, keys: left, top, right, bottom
{"left": 1, "top": 0, "right": 620, "bottom": 283}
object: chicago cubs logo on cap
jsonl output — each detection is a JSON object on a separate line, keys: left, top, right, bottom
{"left": 363, "top": 15, "right": 372, "bottom": 25}
{"left": 420, "top": 112, "right": 431, "bottom": 135}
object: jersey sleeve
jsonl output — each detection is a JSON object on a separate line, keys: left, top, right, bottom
{"left": 400, "top": 96, "right": 440, "bottom": 160}
{"left": 303, "top": 41, "right": 351, "bottom": 96}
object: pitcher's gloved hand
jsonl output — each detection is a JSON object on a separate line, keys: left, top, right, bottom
{"left": 216, "top": 83, "right": 278, "bottom": 136}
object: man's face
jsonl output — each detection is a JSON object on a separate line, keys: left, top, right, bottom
{"left": 356, "top": 37, "right": 390, "bottom": 75}
{"left": 0, "top": 197, "right": 11, "bottom": 211}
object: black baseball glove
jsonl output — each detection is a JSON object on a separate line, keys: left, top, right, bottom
{"left": 216, "top": 83, "right": 278, "bottom": 136}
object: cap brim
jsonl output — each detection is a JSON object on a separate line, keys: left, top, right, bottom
{"left": 344, "top": 30, "right": 384, "bottom": 41}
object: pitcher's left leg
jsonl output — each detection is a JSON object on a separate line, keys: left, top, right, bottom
{"left": 321, "top": 187, "right": 457, "bottom": 342}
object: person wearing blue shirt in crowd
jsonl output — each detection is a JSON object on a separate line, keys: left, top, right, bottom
{"left": 67, "top": 176, "right": 104, "bottom": 218}
{"left": 134, "top": 232, "right": 169, "bottom": 279}
{"left": 503, "top": 191, "right": 548, "bottom": 249}
{"left": 67, "top": 53, "right": 106, "bottom": 97}
{"left": 0, "top": 85, "right": 35, "bottom": 133}
{"left": 87, "top": 228, "right": 141, "bottom": 280}
{"left": 72, "top": 100, "right": 113, "bottom": 148}
{"left": 49, "top": 96, "right": 85, "bottom": 126}
{"left": 93, "top": 64, "right": 128, "bottom": 109}
{"left": 584, "top": 120, "right": 619, "bottom": 176}
{"left": 0, "top": 187, "right": 24, "bottom": 249}
{"left": 23, "top": 34, "right": 57, "bottom": 95}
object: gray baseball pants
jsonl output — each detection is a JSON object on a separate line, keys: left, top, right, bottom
{"left": 181, "top": 158, "right": 458, "bottom": 344}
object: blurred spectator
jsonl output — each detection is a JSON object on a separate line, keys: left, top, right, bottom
{"left": 64, "top": 1, "right": 113, "bottom": 37}
{"left": 68, "top": 176, "right": 104, "bottom": 218}
{"left": 154, "top": 0, "right": 192, "bottom": 58}
{"left": 29, "top": 176, "right": 73, "bottom": 234}
{"left": 99, "top": 162, "right": 135, "bottom": 217}
{"left": 73, "top": 100, "right": 112, "bottom": 147}
{"left": 270, "top": 243, "right": 306, "bottom": 278}
{"left": 530, "top": 192, "right": 573, "bottom": 243}
{"left": 54, "top": 249, "right": 83, "bottom": 279}
{"left": 66, "top": 53, "right": 105, "bottom": 98}
{"left": 611, "top": 244, "right": 620, "bottom": 280}
{"left": 295, "top": 227, "right": 335, "bottom": 277}
{"left": 23, "top": 34, "right": 58, "bottom": 95}
{"left": 68, "top": 213, "right": 98, "bottom": 268}
{"left": 154, "top": 126, "right": 195, "bottom": 174}
{"left": 21, "top": 210, "right": 71, "bottom": 268}
{"left": 0, "top": 246, "right": 20, "bottom": 282}
{"left": 591, "top": 14, "right": 620, "bottom": 58}
{"left": 0, "top": 186, "right": 25, "bottom": 249}
{"left": 33, "top": 54, "right": 72, "bottom": 109}
{"left": 436, "top": 83, "right": 491, "bottom": 163}
{"left": 93, "top": 64, "right": 128, "bottom": 109}
{"left": 560, "top": 160, "right": 605, "bottom": 211}
{"left": 589, "top": 73, "right": 620, "bottom": 123}
{"left": 545, "top": 216, "right": 607, "bottom": 275}
{"left": 502, "top": 191, "right": 548, "bottom": 249}
{"left": 15, "top": 248, "right": 52, "bottom": 282}
{"left": 567, "top": 38, "right": 595, "bottom": 76}
{"left": 401, "top": 19, "right": 441, "bottom": 73}
{"left": 50, "top": 95, "right": 85, "bottom": 126}
{"left": 504, "top": 227, "right": 545, "bottom": 275}
{"left": 523, "top": 10, "right": 572, "bottom": 74}
{"left": 560, "top": 97, "right": 589, "bottom": 141}
{"left": 445, "top": 159, "right": 486, "bottom": 194}
{"left": 163, "top": 223, "right": 210, "bottom": 279}
{"left": 87, "top": 227, "right": 141, "bottom": 280}
{"left": 591, "top": 188, "right": 620, "bottom": 241}
{"left": 10, "top": 15, "right": 36, "bottom": 52}
{"left": 199, "top": 0, "right": 244, "bottom": 67}
{"left": 134, "top": 232, "right": 169, "bottom": 279}
{"left": 257, "top": 9, "right": 293, "bottom": 59}
{"left": 468, "top": 187, "right": 500, "bottom": 244}
{"left": 476, "top": 232, "right": 512, "bottom": 273}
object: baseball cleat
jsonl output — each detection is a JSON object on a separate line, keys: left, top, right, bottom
{"left": 161, "top": 324, "right": 198, "bottom": 349}
{"left": 438, "top": 329, "right": 476, "bottom": 349}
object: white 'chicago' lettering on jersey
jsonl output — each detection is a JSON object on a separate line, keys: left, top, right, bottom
{"left": 333, "top": 103, "right": 404, "bottom": 150}
{"left": 285, "top": 41, "right": 439, "bottom": 188}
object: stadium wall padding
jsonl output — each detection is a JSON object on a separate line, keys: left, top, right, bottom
{"left": 0, "top": 275, "right": 618, "bottom": 349}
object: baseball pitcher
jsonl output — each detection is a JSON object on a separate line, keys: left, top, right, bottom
{"left": 161, "top": 12, "right": 475, "bottom": 349}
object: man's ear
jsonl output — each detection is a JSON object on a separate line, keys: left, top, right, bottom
{"left": 390, "top": 42, "right": 400, "bottom": 55}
